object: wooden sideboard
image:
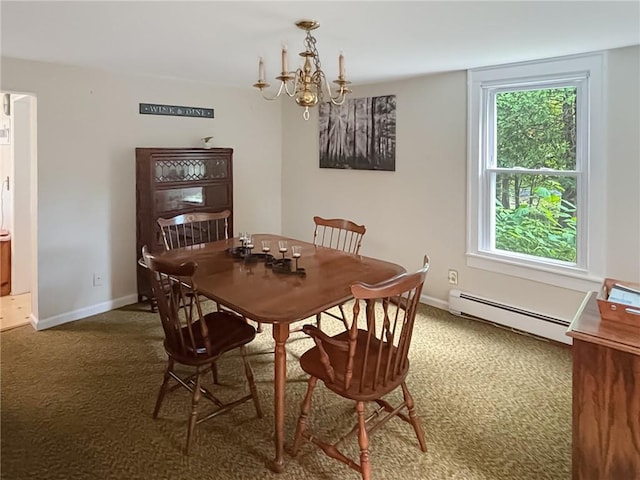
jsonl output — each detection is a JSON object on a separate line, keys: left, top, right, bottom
{"left": 566, "top": 291, "right": 640, "bottom": 480}
{"left": 0, "top": 233, "right": 10, "bottom": 296}
{"left": 135, "top": 147, "right": 234, "bottom": 306}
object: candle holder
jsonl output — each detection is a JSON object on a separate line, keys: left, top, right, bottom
{"left": 227, "top": 239, "right": 305, "bottom": 275}
{"left": 271, "top": 257, "right": 305, "bottom": 276}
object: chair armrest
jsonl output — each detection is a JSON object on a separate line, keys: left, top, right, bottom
{"left": 302, "top": 325, "right": 348, "bottom": 351}
{"left": 301, "top": 324, "right": 350, "bottom": 385}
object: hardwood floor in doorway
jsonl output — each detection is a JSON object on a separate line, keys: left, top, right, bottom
{"left": 0, "top": 293, "right": 31, "bottom": 331}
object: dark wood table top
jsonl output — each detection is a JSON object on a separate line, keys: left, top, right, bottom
{"left": 158, "top": 234, "right": 406, "bottom": 324}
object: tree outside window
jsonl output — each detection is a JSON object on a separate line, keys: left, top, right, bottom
{"left": 492, "top": 87, "right": 578, "bottom": 263}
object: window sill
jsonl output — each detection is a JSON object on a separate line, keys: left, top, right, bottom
{"left": 466, "top": 252, "right": 602, "bottom": 292}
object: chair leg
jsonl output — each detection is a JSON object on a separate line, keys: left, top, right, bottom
{"left": 401, "top": 382, "right": 427, "bottom": 452}
{"left": 315, "top": 313, "right": 322, "bottom": 330}
{"left": 150, "top": 295, "right": 158, "bottom": 313}
{"left": 211, "top": 361, "right": 219, "bottom": 385}
{"left": 356, "top": 401, "right": 371, "bottom": 480}
{"left": 153, "top": 358, "right": 174, "bottom": 419}
{"left": 185, "top": 367, "right": 202, "bottom": 455}
{"left": 240, "top": 346, "right": 263, "bottom": 418}
{"left": 292, "top": 376, "right": 318, "bottom": 456}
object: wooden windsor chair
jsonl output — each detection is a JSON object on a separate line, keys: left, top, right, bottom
{"left": 157, "top": 210, "right": 263, "bottom": 333}
{"left": 311, "top": 216, "right": 366, "bottom": 331}
{"left": 142, "top": 246, "right": 262, "bottom": 455}
{"left": 291, "top": 256, "right": 431, "bottom": 480}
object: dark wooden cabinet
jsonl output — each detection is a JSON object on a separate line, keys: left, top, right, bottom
{"left": 135, "top": 147, "right": 234, "bottom": 305}
{"left": 566, "top": 291, "right": 640, "bottom": 480}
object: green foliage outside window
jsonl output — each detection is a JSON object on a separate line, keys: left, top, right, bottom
{"left": 494, "top": 88, "right": 578, "bottom": 263}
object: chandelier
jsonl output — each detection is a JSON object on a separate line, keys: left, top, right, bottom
{"left": 253, "top": 20, "right": 352, "bottom": 120}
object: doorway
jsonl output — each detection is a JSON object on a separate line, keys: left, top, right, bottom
{"left": 0, "top": 92, "right": 37, "bottom": 330}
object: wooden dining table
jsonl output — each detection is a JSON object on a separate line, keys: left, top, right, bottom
{"left": 158, "top": 233, "right": 405, "bottom": 472}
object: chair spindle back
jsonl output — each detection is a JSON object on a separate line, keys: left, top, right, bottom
{"left": 313, "top": 216, "right": 366, "bottom": 254}
{"left": 158, "top": 210, "right": 230, "bottom": 250}
{"left": 306, "top": 257, "right": 430, "bottom": 395}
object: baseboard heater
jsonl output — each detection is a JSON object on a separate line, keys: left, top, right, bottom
{"left": 448, "top": 289, "right": 571, "bottom": 345}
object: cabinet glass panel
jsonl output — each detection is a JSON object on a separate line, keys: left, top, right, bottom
{"left": 155, "top": 184, "right": 230, "bottom": 213}
{"left": 155, "top": 187, "right": 204, "bottom": 212}
{"left": 205, "top": 184, "right": 231, "bottom": 206}
{"left": 154, "top": 157, "right": 229, "bottom": 183}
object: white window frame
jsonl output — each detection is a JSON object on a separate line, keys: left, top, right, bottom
{"left": 467, "top": 53, "right": 606, "bottom": 291}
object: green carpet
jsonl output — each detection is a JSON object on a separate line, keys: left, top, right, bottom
{"left": 1, "top": 303, "right": 571, "bottom": 479}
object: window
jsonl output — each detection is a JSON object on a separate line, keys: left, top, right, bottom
{"left": 467, "top": 53, "right": 605, "bottom": 290}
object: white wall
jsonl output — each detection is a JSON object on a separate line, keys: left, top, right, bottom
{"left": 10, "top": 95, "right": 34, "bottom": 294}
{"left": 282, "top": 45, "right": 640, "bottom": 322}
{"left": 1, "top": 45, "right": 637, "bottom": 329}
{"left": 605, "top": 47, "right": 640, "bottom": 280}
{"left": 1, "top": 57, "right": 283, "bottom": 327}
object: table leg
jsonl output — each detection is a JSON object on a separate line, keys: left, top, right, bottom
{"left": 267, "top": 322, "right": 290, "bottom": 473}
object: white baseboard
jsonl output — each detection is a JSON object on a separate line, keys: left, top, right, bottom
{"left": 420, "top": 293, "right": 448, "bottom": 311}
{"left": 31, "top": 294, "right": 139, "bottom": 331}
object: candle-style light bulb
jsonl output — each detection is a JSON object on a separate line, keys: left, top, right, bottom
{"left": 258, "top": 57, "right": 265, "bottom": 82}
{"left": 338, "top": 52, "right": 345, "bottom": 78}
{"left": 281, "top": 45, "right": 288, "bottom": 74}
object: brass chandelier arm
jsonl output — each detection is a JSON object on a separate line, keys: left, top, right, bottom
{"left": 253, "top": 78, "right": 296, "bottom": 101}
{"left": 323, "top": 74, "right": 352, "bottom": 106}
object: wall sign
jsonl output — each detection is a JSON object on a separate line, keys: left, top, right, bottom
{"left": 139, "top": 103, "right": 214, "bottom": 118}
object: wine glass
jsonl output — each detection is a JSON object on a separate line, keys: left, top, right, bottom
{"left": 278, "top": 240, "right": 288, "bottom": 260}
{"left": 246, "top": 234, "right": 254, "bottom": 252}
{"left": 292, "top": 245, "right": 301, "bottom": 270}
{"left": 261, "top": 240, "right": 271, "bottom": 253}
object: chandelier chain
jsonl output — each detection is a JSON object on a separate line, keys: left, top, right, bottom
{"left": 305, "top": 30, "right": 326, "bottom": 102}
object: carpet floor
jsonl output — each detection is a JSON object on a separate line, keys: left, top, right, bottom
{"left": 1, "top": 303, "right": 571, "bottom": 479}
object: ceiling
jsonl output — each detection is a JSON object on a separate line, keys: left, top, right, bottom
{"left": 2, "top": 1, "right": 639, "bottom": 89}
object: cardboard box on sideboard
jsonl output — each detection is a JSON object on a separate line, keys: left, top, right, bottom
{"left": 597, "top": 278, "right": 640, "bottom": 327}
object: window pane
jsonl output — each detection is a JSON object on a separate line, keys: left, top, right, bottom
{"left": 496, "top": 87, "right": 577, "bottom": 170}
{"left": 494, "top": 173, "right": 577, "bottom": 263}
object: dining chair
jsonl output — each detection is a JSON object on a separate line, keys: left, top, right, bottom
{"left": 146, "top": 210, "right": 228, "bottom": 313}
{"left": 157, "top": 210, "right": 231, "bottom": 250}
{"left": 312, "top": 215, "right": 367, "bottom": 330}
{"left": 291, "top": 256, "right": 430, "bottom": 480}
{"left": 157, "top": 210, "right": 263, "bottom": 333}
{"left": 142, "top": 246, "right": 263, "bottom": 454}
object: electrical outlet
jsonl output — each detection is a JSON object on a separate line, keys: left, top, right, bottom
{"left": 448, "top": 269, "right": 458, "bottom": 285}
{"left": 93, "top": 272, "right": 104, "bottom": 287}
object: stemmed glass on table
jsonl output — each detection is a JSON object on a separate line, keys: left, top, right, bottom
{"left": 278, "top": 240, "right": 288, "bottom": 261}
{"left": 291, "top": 245, "right": 302, "bottom": 271}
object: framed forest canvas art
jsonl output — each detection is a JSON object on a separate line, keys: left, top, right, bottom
{"left": 319, "top": 95, "right": 396, "bottom": 171}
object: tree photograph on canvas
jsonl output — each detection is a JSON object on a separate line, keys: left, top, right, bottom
{"left": 319, "top": 95, "right": 396, "bottom": 171}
